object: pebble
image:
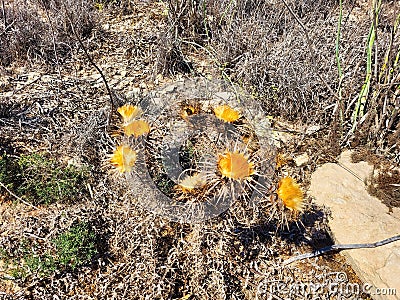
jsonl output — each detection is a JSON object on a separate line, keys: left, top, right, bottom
{"left": 294, "top": 153, "right": 309, "bottom": 167}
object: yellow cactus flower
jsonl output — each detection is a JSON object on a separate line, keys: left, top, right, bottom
{"left": 117, "top": 104, "right": 142, "bottom": 124}
{"left": 124, "top": 120, "right": 150, "bottom": 138}
{"left": 214, "top": 105, "right": 240, "bottom": 122}
{"left": 110, "top": 145, "right": 137, "bottom": 173}
{"left": 277, "top": 177, "right": 304, "bottom": 212}
{"left": 218, "top": 151, "right": 254, "bottom": 180}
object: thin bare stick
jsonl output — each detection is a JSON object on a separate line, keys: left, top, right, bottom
{"left": 0, "top": 19, "right": 14, "bottom": 37}
{"left": 0, "top": 181, "right": 39, "bottom": 210}
{"left": 280, "top": 0, "right": 339, "bottom": 101}
{"left": 283, "top": 235, "right": 400, "bottom": 265}
{"left": 1, "top": 0, "right": 6, "bottom": 27}
{"left": 63, "top": 5, "right": 114, "bottom": 124}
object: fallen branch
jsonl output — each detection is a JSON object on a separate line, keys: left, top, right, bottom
{"left": 0, "top": 181, "right": 39, "bottom": 210}
{"left": 283, "top": 235, "right": 400, "bottom": 265}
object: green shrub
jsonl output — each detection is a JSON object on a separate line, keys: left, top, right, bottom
{"left": 24, "top": 253, "right": 57, "bottom": 277}
{"left": 53, "top": 222, "right": 97, "bottom": 270}
{"left": 1, "top": 223, "right": 98, "bottom": 279}
{"left": 0, "top": 153, "right": 88, "bottom": 205}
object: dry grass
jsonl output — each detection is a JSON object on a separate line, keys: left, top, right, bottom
{"left": 0, "top": 0, "right": 99, "bottom": 66}
{"left": 0, "top": 73, "right": 367, "bottom": 299}
{"left": 158, "top": 0, "right": 400, "bottom": 162}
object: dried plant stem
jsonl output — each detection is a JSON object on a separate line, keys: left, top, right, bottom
{"left": 0, "top": 1, "right": 14, "bottom": 38}
{"left": 378, "top": 13, "right": 400, "bottom": 132}
{"left": 202, "top": 0, "right": 209, "bottom": 41}
{"left": 387, "top": 50, "right": 400, "bottom": 129}
{"left": 63, "top": 5, "right": 114, "bottom": 124}
{"left": 373, "top": 0, "right": 380, "bottom": 84}
{"left": 380, "top": 13, "right": 400, "bottom": 83}
{"left": 0, "top": 181, "right": 39, "bottom": 210}
{"left": 1, "top": 0, "right": 5, "bottom": 27}
{"left": 283, "top": 234, "right": 400, "bottom": 265}
{"left": 41, "top": 0, "right": 62, "bottom": 81}
{"left": 0, "top": 19, "right": 14, "bottom": 37}
{"left": 335, "top": 0, "right": 344, "bottom": 124}
{"left": 181, "top": 39, "right": 240, "bottom": 102}
{"left": 218, "top": 0, "right": 235, "bottom": 27}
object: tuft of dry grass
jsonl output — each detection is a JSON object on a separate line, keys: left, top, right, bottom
{"left": 157, "top": 0, "right": 400, "bottom": 163}
{"left": 368, "top": 169, "right": 400, "bottom": 211}
{"left": 0, "top": 0, "right": 98, "bottom": 66}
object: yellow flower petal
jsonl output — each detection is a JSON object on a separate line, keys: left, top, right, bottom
{"left": 277, "top": 177, "right": 304, "bottom": 212}
{"left": 214, "top": 105, "right": 240, "bottom": 122}
{"left": 124, "top": 120, "right": 150, "bottom": 138}
{"left": 110, "top": 145, "right": 137, "bottom": 173}
{"left": 218, "top": 151, "right": 254, "bottom": 180}
{"left": 117, "top": 104, "right": 142, "bottom": 124}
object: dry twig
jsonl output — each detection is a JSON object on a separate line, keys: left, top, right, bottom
{"left": 283, "top": 235, "right": 400, "bottom": 265}
{"left": 0, "top": 181, "right": 39, "bottom": 210}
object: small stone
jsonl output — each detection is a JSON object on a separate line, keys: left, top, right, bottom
{"left": 116, "top": 79, "right": 130, "bottom": 90}
{"left": 155, "top": 74, "right": 163, "bottom": 85}
{"left": 163, "top": 84, "right": 176, "bottom": 93}
{"left": 294, "top": 153, "right": 309, "bottom": 167}
{"left": 27, "top": 72, "right": 41, "bottom": 82}
{"left": 0, "top": 76, "right": 11, "bottom": 91}
{"left": 271, "top": 130, "right": 292, "bottom": 147}
{"left": 87, "top": 73, "right": 102, "bottom": 81}
{"left": 4, "top": 91, "right": 13, "bottom": 98}
{"left": 41, "top": 75, "right": 53, "bottom": 83}
{"left": 67, "top": 157, "right": 83, "bottom": 168}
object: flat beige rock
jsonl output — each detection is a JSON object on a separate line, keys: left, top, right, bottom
{"left": 309, "top": 151, "right": 400, "bottom": 300}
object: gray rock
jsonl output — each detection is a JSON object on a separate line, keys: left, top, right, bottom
{"left": 309, "top": 151, "right": 400, "bottom": 300}
{"left": 162, "top": 84, "right": 176, "bottom": 93}
{"left": 305, "top": 124, "right": 321, "bottom": 135}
